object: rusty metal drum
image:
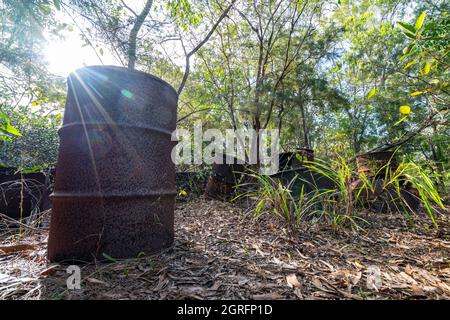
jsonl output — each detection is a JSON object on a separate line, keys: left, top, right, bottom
{"left": 47, "top": 66, "right": 178, "bottom": 262}
{"left": 356, "top": 151, "right": 398, "bottom": 177}
{"left": 204, "top": 154, "right": 247, "bottom": 200}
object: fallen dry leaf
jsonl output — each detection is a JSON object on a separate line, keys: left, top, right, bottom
{"left": 252, "top": 292, "right": 284, "bottom": 300}
{"left": 286, "top": 273, "right": 301, "bottom": 288}
{"left": 86, "top": 278, "right": 109, "bottom": 286}
{"left": 294, "top": 288, "right": 303, "bottom": 299}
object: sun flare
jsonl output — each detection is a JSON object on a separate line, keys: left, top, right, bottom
{"left": 44, "top": 30, "right": 117, "bottom": 77}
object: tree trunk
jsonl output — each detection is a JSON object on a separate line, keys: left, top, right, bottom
{"left": 429, "top": 132, "right": 446, "bottom": 192}
{"left": 128, "top": 0, "right": 153, "bottom": 70}
{"left": 299, "top": 102, "right": 309, "bottom": 148}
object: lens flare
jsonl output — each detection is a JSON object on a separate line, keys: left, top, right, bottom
{"left": 121, "top": 89, "right": 134, "bottom": 99}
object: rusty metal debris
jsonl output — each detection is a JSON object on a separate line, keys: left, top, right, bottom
{"left": 205, "top": 155, "right": 247, "bottom": 200}
{"left": 270, "top": 168, "right": 336, "bottom": 199}
{"left": 205, "top": 149, "right": 320, "bottom": 200}
{"left": 279, "top": 148, "right": 314, "bottom": 171}
{"left": 47, "top": 66, "right": 178, "bottom": 262}
{"left": 356, "top": 151, "right": 398, "bottom": 177}
{"left": 353, "top": 151, "right": 419, "bottom": 212}
{"left": 270, "top": 148, "right": 335, "bottom": 199}
{"left": 349, "top": 178, "right": 420, "bottom": 212}
{"left": 0, "top": 167, "right": 49, "bottom": 221}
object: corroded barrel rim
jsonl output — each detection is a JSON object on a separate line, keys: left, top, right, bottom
{"left": 69, "top": 65, "right": 178, "bottom": 97}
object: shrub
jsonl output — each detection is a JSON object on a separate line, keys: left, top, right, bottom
{"left": 0, "top": 104, "right": 61, "bottom": 169}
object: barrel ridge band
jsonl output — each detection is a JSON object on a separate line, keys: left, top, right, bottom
{"left": 59, "top": 122, "right": 174, "bottom": 136}
{"left": 52, "top": 190, "right": 177, "bottom": 198}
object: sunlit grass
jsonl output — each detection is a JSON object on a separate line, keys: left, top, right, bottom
{"left": 237, "top": 154, "right": 446, "bottom": 231}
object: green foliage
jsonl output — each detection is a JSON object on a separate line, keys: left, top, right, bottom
{"left": 305, "top": 156, "right": 445, "bottom": 228}
{"left": 415, "top": 10, "right": 427, "bottom": 30}
{"left": 166, "top": 0, "right": 203, "bottom": 32}
{"left": 57, "top": 1, "right": 449, "bottom": 178}
{"left": 0, "top": 0, "right": 58, "bottom": 81}
{"left": 385, "top": 160, "right": 444, "bottom": 226}
{"left": 398, "top": 6, "right": 449, "bottom": 106}
{"left": 0, "top": 113, "right": 22, "bottom": 141}
{"left": 233, "top": 169, "right": 331, "bottom": 227}
{"left": 0, "top": 104, "right": 61, "bottom": 168}
{"left": 367, "top": 87, "right": 376, "bottom": 100}
{"left": 239, "top": 153, "right": 446, "bottom": 232}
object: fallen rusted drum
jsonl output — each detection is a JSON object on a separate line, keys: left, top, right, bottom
{"left": 0, "top": 167, "right": 48, "bottom": 221}
{"left": 279, "top": 148, "right": 314, "bottom": 171}
{"left": 205, "top": 175, "right": 235, "bottom": 200}
{"left": 350, "top": 178, "right": 420, "bottom": 213}
{"left": 205, "top": 154, "right": 247, "bottom": 200}
{"left": 279, "top": 152, "right": 299, "bottom": 171}
{"left": 296, "top": 147, "right": 315, "bottom": 163}
{"left": 47, "top": 66, "right": 178, "bottom": 262}
{"left": 270, "top": 167, "right": 335, "bottom": 199}
{"left": 356, "top": 151, "right": 398, "bottom": 177}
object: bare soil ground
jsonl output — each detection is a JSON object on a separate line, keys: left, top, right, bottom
{"left": 1, "top": 198, "right": 449, "bottom": 300}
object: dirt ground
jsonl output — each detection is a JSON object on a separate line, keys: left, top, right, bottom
{"left": 1, "top": 198, "right": 449, "bottom": 300}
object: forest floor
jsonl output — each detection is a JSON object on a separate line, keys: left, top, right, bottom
{"left": 0, "top": 198, "right": 450, "bottom": 300}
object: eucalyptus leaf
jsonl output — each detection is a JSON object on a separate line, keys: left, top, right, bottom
{"left": 415, "top": 10, "right": 427, "bottom": 30}
{"left": 367, "top": 87, "right": 376, "bottom": 100}
{"left": 397, "top": 22, "right": 416, "bottom": 34}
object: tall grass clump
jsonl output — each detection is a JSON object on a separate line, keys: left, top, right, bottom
{"left": 305, "top": 156, "right": 445, "bottom": 228}
{"left": 237, "top": 155, "right": 446, "bottom": 232}
{"left": 233, "top": 169, "right": 332, "bottom": 228}
{"left": 302, "top": 158, "right": 368, "bottom": 230}
{"left": 375, "top": 159, "right": 445, "bottom": 227}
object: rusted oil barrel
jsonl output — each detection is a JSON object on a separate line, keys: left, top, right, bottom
{"left": 205, "top": 154, "right": 247, "bottom": 200}
{"left": 279, "top": 148, "right": 314, "bottom": 171}
{"left": 356, "top": 151, "right": 398, "bottom": 177}
{"left": 0, "top": 167, "right": 48, "bottom": 221}
{"left": 47, "top": 66, "right": 177, "bottom": 262}
{"left": 349, "top": 178, "right": 420, "bottom": 213}
{"left": 297, "top": 147, "right": 314, "bottom": 163}
{"left": 270, "top": 167, "right": 335, "bottom": 199}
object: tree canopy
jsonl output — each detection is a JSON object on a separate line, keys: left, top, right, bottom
{"left": 0, "top": 0, "right": 448, "bottom": 181}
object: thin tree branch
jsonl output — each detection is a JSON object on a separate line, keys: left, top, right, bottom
{"left": 120, "top": 0, "right": 138, "bottom": 17}
{"left": 177, "top": 0, "right": 237, "bottom": 95}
